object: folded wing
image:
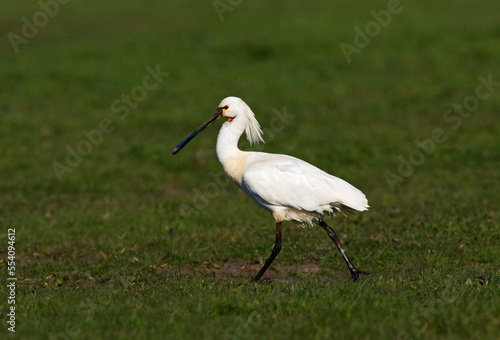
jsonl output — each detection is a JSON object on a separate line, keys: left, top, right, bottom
{"left": 241, "top": 153, "right": 369, "bottom": 216}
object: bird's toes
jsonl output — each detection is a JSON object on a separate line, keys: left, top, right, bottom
{"left": 349, "top": 268, "right": 370, "bottom": 282}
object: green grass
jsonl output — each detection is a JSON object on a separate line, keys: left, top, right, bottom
{"left": 1, "top": 0, "right": 500, "bottom": 339}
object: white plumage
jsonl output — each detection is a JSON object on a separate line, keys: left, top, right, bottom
{"left": 214, "top": 97, "right": 368, "bottom": 225}
{"left": 241, "top": 153, "right": 368, "bottom": 225}
{"left": 173, "top": 96, "right": 370, "bottom": 282}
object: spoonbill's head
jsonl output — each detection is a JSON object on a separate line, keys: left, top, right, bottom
{"left": 172, "top": 97, "right": 264, "bottom": 155}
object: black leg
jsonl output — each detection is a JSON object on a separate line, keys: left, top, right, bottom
{"left": 318, "top": 220, "right": 369, "bottom": 282}
{"left": 252, "top": 221, "right": 282, "bottom": 282}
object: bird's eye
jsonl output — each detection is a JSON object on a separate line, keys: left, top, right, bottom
{"left": 223, "top": 105, "right": 229, "bottom": 109}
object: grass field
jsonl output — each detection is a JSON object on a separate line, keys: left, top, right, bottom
{"left": 1, "top": 0, "right": 500, "bottom": 339}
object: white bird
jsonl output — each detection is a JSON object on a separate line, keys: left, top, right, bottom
{"left": 173, "top": 97, "right": 370, "bottom": 282}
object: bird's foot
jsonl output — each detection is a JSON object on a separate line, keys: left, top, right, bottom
{"left": 349, "top": 268, "right": 370, "bottom": 282}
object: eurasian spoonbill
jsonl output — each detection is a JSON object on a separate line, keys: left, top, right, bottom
{"left": 172, "top": 97, "right": 369, "bottom": 282}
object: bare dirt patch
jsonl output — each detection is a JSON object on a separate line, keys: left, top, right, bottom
{"left": 171, "top": 259, "right": 322, "bottom": 282}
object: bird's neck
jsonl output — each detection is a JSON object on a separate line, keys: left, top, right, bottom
{"left": 216, "top": 121, "right": 247, "bottom": 185}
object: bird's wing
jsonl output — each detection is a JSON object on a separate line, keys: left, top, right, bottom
{"left": 241, "top": 153, "right": 368, "bottom": 213}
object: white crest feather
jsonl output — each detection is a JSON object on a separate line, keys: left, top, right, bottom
{"left": 243, "top": 105, "right": 265, "bottom": 145}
